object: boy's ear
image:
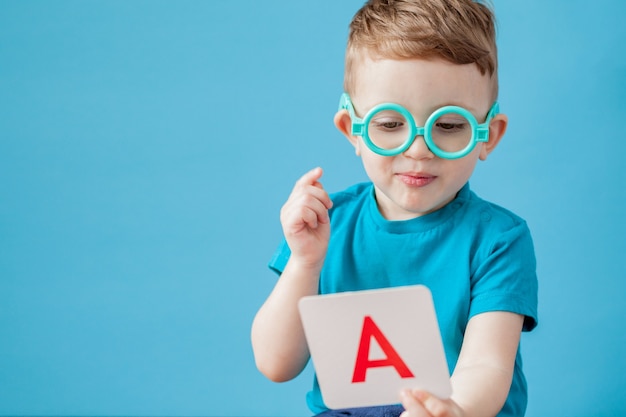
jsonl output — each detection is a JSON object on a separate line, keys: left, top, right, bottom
{"left": 334, "top": 110, "right": 361, "bottom": 156}
{"left": 479, "top": 113, "right": 508, "bottom": 161}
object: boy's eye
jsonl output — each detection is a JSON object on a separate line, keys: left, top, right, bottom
{"left": 370, "top": 112, "right": 407, "bottom": 131}
{"left": 434, "top": 118, "right": 468, "bottom": 133}
{"left": 373, "top": 120, "right": 404, "bottom": 130}
{"left": 436, "top": 122, "right": 465, "bottom": 130}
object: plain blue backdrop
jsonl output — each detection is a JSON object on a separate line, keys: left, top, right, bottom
{"left": 1, "top": 1, "right": 625, "bottom": 416}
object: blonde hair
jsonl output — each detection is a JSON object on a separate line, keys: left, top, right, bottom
{"left": 344, "top": 0, "right": 499, "bottom": 97}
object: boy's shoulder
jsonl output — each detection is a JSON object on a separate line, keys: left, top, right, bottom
{"left": 329, "top": 182, "right": 373, "bottom": 208}
{"left": 461, "top": 187, "right": 529, "bottom": 233}
{"left": 327, "top": 182, "right": 373, "bottom": 224}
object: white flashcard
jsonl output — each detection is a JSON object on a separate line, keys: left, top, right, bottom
{"left": 298, "top": 285, "right": 451, "bottom": 410}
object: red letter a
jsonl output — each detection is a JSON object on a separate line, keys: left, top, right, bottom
{"left": 351, "top": 316, "right": 414, "bottom": 383}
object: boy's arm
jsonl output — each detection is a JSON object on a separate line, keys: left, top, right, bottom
{"left": 251, "top": 258, "right": 322, "bottom": 382}
{"left": 251, "top": 167, "right": 332, "bottom": 382}
{"left": 400, "top": 311, "right": 524, "bottom": 417}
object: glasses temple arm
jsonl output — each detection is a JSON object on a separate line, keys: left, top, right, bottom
{"left": 339, "top": 93, "right": 365, "bottom": 136}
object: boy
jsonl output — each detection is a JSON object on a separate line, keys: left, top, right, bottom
{"left": 251, "top": 1, "right": 538, "bottom": 416}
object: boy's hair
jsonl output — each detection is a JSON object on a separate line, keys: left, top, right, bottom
{"left": 345, "top": 0, "right": 499, "bottom": 98}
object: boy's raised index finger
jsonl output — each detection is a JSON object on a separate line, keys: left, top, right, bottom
{"left": 297, "top": 167, "right": 324, "bottom": 186}
{"left": 294, "top": 167, "right": 332, "bottom": 209}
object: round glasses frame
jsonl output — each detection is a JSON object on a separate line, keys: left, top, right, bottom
{"left": 338, "top": 93, "right": 500, "bottom": 160}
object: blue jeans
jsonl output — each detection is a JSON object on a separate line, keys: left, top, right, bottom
{"left": 314, "top": 405, "right": 405, "bottom": 417}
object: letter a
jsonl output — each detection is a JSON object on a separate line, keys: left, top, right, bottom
{"left": 351, "top": 316, "right": 415, "bottom": 383}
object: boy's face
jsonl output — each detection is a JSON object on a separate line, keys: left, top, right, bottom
{"left": 335, "top": 55, "right": 507, "bottom": 220}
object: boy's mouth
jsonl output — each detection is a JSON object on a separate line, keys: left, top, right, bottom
{"left": 396, "top": 172, "right": 436, "bottom": 187}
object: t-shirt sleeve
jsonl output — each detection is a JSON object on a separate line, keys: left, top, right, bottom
{"left": 469, "top": 221, "right": 539, "bottom": 331}
{"left": 268, "top": 238, "right": 291, "bottom": 276}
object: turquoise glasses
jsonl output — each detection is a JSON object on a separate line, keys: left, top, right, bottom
{"left": 339, "top": 93, "right": 499, "bottom": 159}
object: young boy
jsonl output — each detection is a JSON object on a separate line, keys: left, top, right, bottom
{"left": 251, "top": 1, "right": 538, "bottom": 416}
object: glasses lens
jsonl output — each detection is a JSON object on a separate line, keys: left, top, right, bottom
{"left": 366, "top": 109, "right": 411, "bottom": 151}
{"left": 430, "top": 112, "right": 473, "bottom": 153}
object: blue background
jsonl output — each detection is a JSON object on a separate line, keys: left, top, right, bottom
{"left": 1, "top": 1, "right": 625, "bottom": 416}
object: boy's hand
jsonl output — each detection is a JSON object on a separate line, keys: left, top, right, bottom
{"left": 280, "top": 167, "right": 333, "bottom": 270}
{"left": 400, "top": 389, "right": 464, "bottom": 417}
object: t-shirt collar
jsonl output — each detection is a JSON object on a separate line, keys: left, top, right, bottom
{"left": 367, "top": 182, "right": 471, "bottom": 234}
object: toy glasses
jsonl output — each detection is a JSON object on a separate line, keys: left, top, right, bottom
{"left": 339, "top": 93, "right": 500, "bottom": 159}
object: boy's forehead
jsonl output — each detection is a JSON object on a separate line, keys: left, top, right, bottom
{"left": 349, "top": 55, "right": 495, "bottom": 112}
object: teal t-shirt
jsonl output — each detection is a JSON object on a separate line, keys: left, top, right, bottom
{"left": 269, "top": 182, "right": 538, "bottom": 417}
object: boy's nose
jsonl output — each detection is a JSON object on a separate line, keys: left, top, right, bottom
{"left": 402, "top": 134, "right": 435, "bottom": 160}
